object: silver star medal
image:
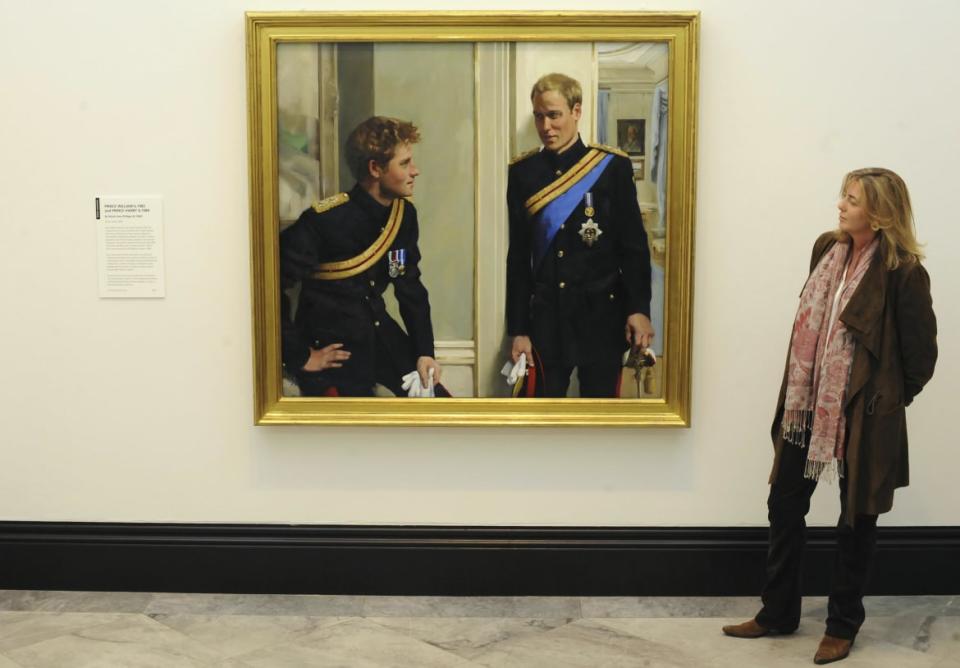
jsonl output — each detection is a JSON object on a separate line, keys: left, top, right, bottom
{"left": 578, "top": 192, "right": 602, "bottom": 247}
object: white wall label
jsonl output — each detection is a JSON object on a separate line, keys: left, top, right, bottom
{"left": 96, "top": 196, "right": 165, "bottom": 298}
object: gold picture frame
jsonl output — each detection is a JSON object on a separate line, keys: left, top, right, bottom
{"left": 247, "top": 11, "right": 699, "bottom": 426}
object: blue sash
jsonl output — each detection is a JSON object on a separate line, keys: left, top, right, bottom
{"left": 532, "top": 153, "right": 614, "bottom": 269}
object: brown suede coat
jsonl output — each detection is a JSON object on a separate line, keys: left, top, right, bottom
{"left": 770, "top": 231, "right": 938, "bottom": 524}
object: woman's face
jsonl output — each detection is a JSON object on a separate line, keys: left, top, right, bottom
{"left": 838, "top": 179, "right": 872, "bottom": 235}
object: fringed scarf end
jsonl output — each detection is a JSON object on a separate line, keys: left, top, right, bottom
{"left": 782, "top": 409, "right": 812, "bottom": 446}
{"left": 803, "top": 457, "right": 844, "bottom": 483}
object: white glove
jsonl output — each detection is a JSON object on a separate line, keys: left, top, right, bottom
{"left": 501, "top": 353, "right": 527, "bottom": 385}
{"left": 401, "top": 368, "right": 435, "bottom": 398}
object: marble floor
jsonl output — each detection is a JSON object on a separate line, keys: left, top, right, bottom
{"left": 0, "top": 591, "right": 957, "bottom": 667}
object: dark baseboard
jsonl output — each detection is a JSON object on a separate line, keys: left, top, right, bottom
{"left": 0, "top": 522, "right": 957, "bottom": 595}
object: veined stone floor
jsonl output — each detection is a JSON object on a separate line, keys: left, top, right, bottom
{"left": 0, "top": 591, "right": 957, "bottom": 667}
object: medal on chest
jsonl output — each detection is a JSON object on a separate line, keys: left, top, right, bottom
{"left": 578, "top": 192, "right": 602, "bottom": 247}
{"left": 388, "top": 249, "right": 406, "bottom": 278}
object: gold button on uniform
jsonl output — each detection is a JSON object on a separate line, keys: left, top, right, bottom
{"left": 555, "top": 169, "right": 562, "bottom": 176}
{"left": 369, "top": 280, "right": 375, "bottom": 287}
{"left": 374, "top": 320, "right": 380, "bottom": 327}
{"left": 559, "top": 281, "right": 566, "bottom": 289}
{"left": 560, "top": 224, "right": 565, "bottom": 230}
{"left": 609, "top": 293, "right": 615, "bottom": 301}
{"left": 557, "top": 250, "right": 564, "bottom": 258}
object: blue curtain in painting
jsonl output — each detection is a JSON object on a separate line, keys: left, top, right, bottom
{"left": 596, "top": 89, "right": 610, "bottom": 145}
{"left": 651, "top": 80, "right": 668, "bottom": 230}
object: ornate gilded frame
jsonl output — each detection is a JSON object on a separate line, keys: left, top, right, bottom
{"left": 247, "top": 11, "right": 699, "bottom": 426}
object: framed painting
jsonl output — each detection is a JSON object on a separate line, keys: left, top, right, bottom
{"left": 617, "top": 118, "right": 646, "bottom": 156}
{"left": 246, "top": 11, "right": 699, "bottom": 426}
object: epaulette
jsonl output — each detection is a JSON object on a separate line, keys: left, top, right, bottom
{"left": 509, "top": 147, "right": 541, "bottom": 166}
{"left": 590, "top": 143, "right": 630, "bottom": 159}
{"left": 311, "top": 192, "right": 349, "bottom": 214}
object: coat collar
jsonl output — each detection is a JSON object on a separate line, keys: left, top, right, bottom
{"left": 809, "top": 233, "right": 887, "bottom": 359}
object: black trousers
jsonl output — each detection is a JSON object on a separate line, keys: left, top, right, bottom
{"left": 542, "top": 359, "right": 622, "bottom": 398}
{"left": 755, "top": 439, "right": 878, "bottom": 640}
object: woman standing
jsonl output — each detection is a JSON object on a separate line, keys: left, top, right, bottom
{"left": 722, "top": 168, "right": 938, "bottom": 664}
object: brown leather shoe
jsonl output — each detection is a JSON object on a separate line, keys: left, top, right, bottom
{"left": 814, "top": 634, "right": 854, "bottom": 664}
{"left": 721, "top": 619, "right": 770, "bottom": 638}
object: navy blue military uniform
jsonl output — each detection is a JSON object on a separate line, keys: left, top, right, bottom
{"left": 506, "top": 137, "right": 652, "bottom": 397}
{"left": 280, "top": 183, "right": 435, "bottom": 397}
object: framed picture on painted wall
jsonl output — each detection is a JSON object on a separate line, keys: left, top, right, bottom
{"left": 246, "top": 11, "right": 699, "bottom": 426}
{"left": 617, "top": 118, "right": 646, "bottom": 156}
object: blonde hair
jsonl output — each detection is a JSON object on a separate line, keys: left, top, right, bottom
{"left": 836, "top": 167, "right": 924, "bottom": 270}
{"left": 530, "top": 73, "right": 582, "bottom": 110}
{"left": 344, "top": 116, "right": 421, "bottom": 182}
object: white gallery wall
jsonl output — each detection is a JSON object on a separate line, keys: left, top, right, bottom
{"left": 0, "top": 0, "right": 957, "bottom": 527}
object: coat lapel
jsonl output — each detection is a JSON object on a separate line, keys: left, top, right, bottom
{"left": 841, "top": 257, "right": 886, "bottom": 408}
{"left": 840, "top": 257, "right": 886, "bottom": 358}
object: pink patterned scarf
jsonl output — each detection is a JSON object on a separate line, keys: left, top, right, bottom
{"left": 782, "top": 237, "right": 878, "bottom": 481}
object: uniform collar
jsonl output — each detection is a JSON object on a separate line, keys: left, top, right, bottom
{"left": 350, "top": 183, "right": 393, "bottom": 223}
{"left": 543, "top": 135, "right": 588, "bottom": 173}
